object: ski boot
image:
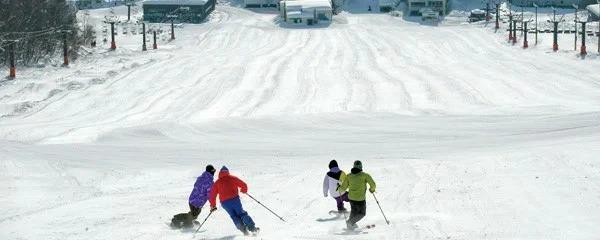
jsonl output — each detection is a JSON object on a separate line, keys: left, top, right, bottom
{"left": 346, "top": 220, "right": 358, "bottom": 230}
{"left": 249, "top": 227, "right": 260, "bottom": 236}
{"left": 239, "top": 227, "right": 250, "bottom": 236}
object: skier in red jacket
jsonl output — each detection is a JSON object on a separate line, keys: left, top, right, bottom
{"left": 209, "top": 166, "right": 259, "bottom": 235}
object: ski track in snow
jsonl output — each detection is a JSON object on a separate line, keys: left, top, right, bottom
{"left": 1, "top": 6, "right": 600, "bottom": 143}
{"left": 1, "top": 2, "right": 600, "bottom": 240}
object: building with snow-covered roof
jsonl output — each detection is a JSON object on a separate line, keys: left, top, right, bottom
{"left": 280, "top": 0, "right": 333, "bottom": 25}
{"left": 587, "top": 4, "right": 600, "bottom": 21}
{"left": 143, "top": 0, "right": 215, "bottom": 23}
{"left": 378, "top": 0, "right": 396, "bottom": 12}
{"left": 510, "top": 0, "right": 596, "bottom": 8}
{"left": 68, "top": 0, "right": 132, "bottom": 9}
{"left": 244, "top": 0, "right": 278, "bottom": 8}
{"left": 407, "top": 0, "right": 446, "bottom": 16}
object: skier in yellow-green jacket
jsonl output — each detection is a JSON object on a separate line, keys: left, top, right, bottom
{"left": 338, "top": 160, "right": 376, "bottom": 230}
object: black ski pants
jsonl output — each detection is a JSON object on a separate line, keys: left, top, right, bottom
{"left": 189, "top": 203, "right": 201, "bottom": 219}
{"left": 348, "top": 200, "right": 366, "bottom": 225}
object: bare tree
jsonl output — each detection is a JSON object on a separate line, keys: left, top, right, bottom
{"left": 0, "top": 0, "right": 82, "bottom": 65}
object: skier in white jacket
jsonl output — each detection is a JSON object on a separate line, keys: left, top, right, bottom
{"left": 323, "top": 160, "right": 349, "bottom": 212}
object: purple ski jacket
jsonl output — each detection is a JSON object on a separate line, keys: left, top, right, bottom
{"left": 188, "top": 171, "right": 214, "bottom": 208}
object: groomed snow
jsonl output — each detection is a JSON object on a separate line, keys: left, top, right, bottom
{"left": 1, "top": 1, "right": 600, "bottom": 240}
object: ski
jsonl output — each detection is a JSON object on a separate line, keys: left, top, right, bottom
{"left": 328, "top": 210, "right": 349, "bottom": 215}
{"left": 167, "top": 220, "right": 201, "bottom": 230}
{"left": 343, "top": 224, "right": 375, "bottom": 232}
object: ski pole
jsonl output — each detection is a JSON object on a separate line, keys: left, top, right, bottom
{"left": 245, "top": 193, "right": 286, "bottom": 222}
{"left": 193, "top": 210, "right": 214, "bottom": 235}
{"left": 371, "top": 192, "right": 390, "bottom": 225}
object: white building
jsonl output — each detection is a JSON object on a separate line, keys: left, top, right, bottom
{"left": 407, "top": 0, "right": 446, "bottom": 16}
{"left": 280, "top": 0, "right": 333, "bottom": 24}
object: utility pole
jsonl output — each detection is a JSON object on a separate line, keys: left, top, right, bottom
{"left": 521, "top": 6, "right": 524, "bottom": 36}
{"left": 553, "top": 20, "right": 559, "bottom": 51}
{"left": 283, "top": 1, "right": 288, "bottom": 22}
{"left": 171, "top": 19, "right": 175, "bottom": 40}
{"left": 142, "top": 22, "right": 147, "bottom": 51}
{"left": 533, "top": 3, "right": 538, "bottom": 45}
{"left": 523, "top": 20, "right": 530, "bottom": 48}
{"left": 597, "top": 0, "right": 600, "bottom": 53}
{"left": 577, "top": 20, "right": 587, "bottom": 56}
{"left": 508, "top": 14, "right": 514, "bottom": 41}
{"left": 110, "top": 22, "right": 116, "bottom": 49}
{"left": 63, "top": 31, "right": 69, "bottom": 66}
{"left": 512, "top": 18, "right": 518, "bottom": 44}
{"left": 495, "top": 3, "right": 500, "bottom": 30}
{"left": 8, "top": 41, "right": 16, "bottom": 78}
{"left": 486, "top": 1, "right": 490, "bottom": 22}
{"left": 153, "top": 30, "right": 157, "bottom": 49}
{"left": 573, "top": 4, "right": 578, "bottom": 51}
{"left": 126, "top": 2, "right": 132, "bottom": 21}
{"left": 508, "top": 0, "right": 513, "bottom": 38}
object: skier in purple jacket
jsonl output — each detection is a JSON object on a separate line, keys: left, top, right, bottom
{"left": 183, "top": 165, "right": 217, "bottom": 226}
{"left": 188, "top": 165, "right": 216, "bottom": 218}
{"left": 171, "top": 165, "right": 216, "bottom": 228}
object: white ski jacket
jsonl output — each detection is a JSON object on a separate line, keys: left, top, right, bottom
{"left": 323, "top": 168, "right": 346, "bottom": 198}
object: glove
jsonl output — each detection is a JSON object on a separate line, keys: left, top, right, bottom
{"left": 369, "top": 189, "right": 375, "bottom": 193}
{"left": 210, "top": 206, "right": 217, "bottom": 212}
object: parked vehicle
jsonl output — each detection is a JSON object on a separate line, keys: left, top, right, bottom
{"left": 468, "top": 9, "right": 486, "bottom": 22}
{"left": 420, "top": 8, "right": 439, "bottom": 21}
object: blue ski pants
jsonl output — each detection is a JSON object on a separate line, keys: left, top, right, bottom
{"left": 221, "top": 197, "right": 256, "bottom": 231}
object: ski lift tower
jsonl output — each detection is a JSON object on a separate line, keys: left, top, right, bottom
{"left": 547, "top": 8, "right": 564, "bottom": 51}
{"left": 104, "top": 15, "right": 120, "bottom": 50}
{"left": 166, "top": 14, "right": 177, "bottom": 40}
{"left": 576, "top": 17, "right": 588, "bottom": 56}
{"left": 126, "top": 0, "right": 134, "bottom": 22}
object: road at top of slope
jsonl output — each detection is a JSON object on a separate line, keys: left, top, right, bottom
{"left": 1, "top": 4, "right": 599, "bottom": 145}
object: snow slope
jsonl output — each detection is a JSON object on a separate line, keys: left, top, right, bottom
{"left": 1, "top": 2, "right": 600, "bottom": 240}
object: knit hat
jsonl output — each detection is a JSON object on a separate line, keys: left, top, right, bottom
{"left": 220, "top": 166, "right": 229, "bottom": 172}
{"left": 328, "top": 160, "right": 338, "bottom": 169}
{"left": 353, "top": 160, "right": 362, "bottom": 170}
{"left": 206, "top": 165, "right": 216, "bottom": 174}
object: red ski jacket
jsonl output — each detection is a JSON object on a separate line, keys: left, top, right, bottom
{"left": 209, "top": 169, "right": 248, "bottom": 207}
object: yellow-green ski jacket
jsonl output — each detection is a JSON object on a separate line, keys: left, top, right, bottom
{"left": 339, "top": 168, "right": 376, "bottom": 201}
